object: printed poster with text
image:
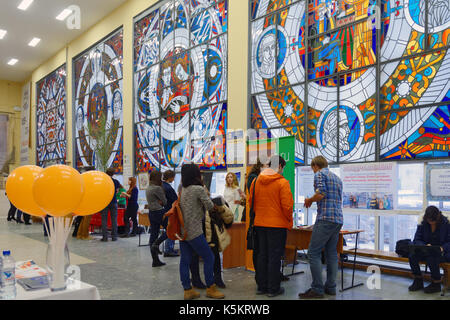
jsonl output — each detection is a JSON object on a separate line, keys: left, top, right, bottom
{"left": 341, "top": 162, "right": 398, "bottom": 211}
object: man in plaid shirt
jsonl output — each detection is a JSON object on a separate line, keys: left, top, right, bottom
{"left": 299, "top": 156, "right": 343, "bottom": 299}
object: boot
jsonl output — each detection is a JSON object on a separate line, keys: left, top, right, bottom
{"left": 206, "top": 284, "right": 225, "bottom": 299}
{"left": 408, "top": 277, "right": 424, "bottom": 292}
{"left": 151, "top": 247, "right": 166, "bottom": 267}
{"left": 184, "top": 288, "right": 201, "bottom": 300}
{"left": 424, "top": 281, "right": 441, "bottom": 294}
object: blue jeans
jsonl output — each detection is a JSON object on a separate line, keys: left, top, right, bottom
{"left": 101, "top": 203, "right": 118, "bottom": 239}
{"left": 149, "top": 209, "right": 167, "bottom": 246}
{"left": 308, "top": 219, "right": 342, "bottom": 295}
{"left": 179, "top": 235, "right": 215, "bottom": 290}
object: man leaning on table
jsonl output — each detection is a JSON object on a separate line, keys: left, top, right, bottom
{"left": 299, "top": 156, "right": 344, "bottom": 299}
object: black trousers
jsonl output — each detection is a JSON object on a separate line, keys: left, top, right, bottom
{"left": 409, "top": 252, "right": 447, "bottom": 281}
{"left": 254, "top": 226, "right": 287, "bottom": 294}
{"left": 7, "top": 202, "right": 17, "bottom": 220}
{"left": 72, "top": 216, "right": 83, "bottom": 237}
{"left": 190, "top": 247, "right": 221, "bottom": 283}
{"left": 124, "top": 205, "right": 139, "bottom": 235}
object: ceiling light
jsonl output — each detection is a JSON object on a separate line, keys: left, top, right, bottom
{"left": 28, "top": 37, "right": 41, "bottom": 47}
{"left": 0, "top": 29, "right": 6, "bottom": 39}
{"left": 18, "top": 0, "right": 34, "bottom": 10}
{"left": 56, "top": 8, "right": 73, "bottom": 21}
{"left": 7, "top": 59, "right": 18, "bottom": 66}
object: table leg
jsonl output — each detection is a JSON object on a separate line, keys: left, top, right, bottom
{"left": 340, "top": 233, "right": 364, "bottom": 292}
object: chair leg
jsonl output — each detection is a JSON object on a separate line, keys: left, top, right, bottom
{"left": 292, "top": 247, "right": 298, "bottom": 275}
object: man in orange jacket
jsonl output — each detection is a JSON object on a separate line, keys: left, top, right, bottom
{"left": 248, "top": 155, "right": 294, "bottom": 297}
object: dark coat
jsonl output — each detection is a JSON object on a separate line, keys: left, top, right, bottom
{"left": 162, "top": 181, "right": 178, "bottom": 213}
{"left": 413, "top": 216, "right": 450, "bottom": 261}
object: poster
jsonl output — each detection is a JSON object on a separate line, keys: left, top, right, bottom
{"left": 426, "top": 165, "right": 450, "bottom": 201}
{"left": 297, "top": 166, "right": 315, "bottom": 203}
{"left": 341, "top": 162, "right": 398, "bottom": 210}
{"left": 226, "top": 129, "right": 245, "bottom": 168}
{"left": 20, "top": 82, "right": 31, "bottom": 165}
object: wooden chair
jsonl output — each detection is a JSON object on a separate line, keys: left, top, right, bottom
{"left": 138, "top": 212, "right": 150, "bottom": 247}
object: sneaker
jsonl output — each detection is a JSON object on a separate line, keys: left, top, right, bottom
{"left": 408, "top": 278, "right": 424, "bottom": 292}
{"left": 267, "top": 287, "right": 285, "bottom": 298}
{"left": 112, "top": 237, "right": 118, "bottom": 241}
{"left": 206, "top": 284, "right": 225, "bottom": 299}
{"left": 424, "top": 282, "right": 441, "bottom": 294}
{"left": 184, "top": 288, "right": 201, "bottom": 300}
{"left": 298, "top": 288, "right": 324, "bottom": 299}
{"left": 101, "top": 237, "right": 108, "bottom": 242}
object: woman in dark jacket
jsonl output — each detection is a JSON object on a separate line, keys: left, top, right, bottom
{"left": 408, "top": 206, "right": 450, "bottom": 293}
{"left": 120, "top": 177, "right": 139, "bottom": 237}
{"left": 146, "top": 170, "right": 167, "bottom": 267}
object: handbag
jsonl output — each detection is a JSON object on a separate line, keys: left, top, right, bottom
{"left": 246, "top": 177, "right": 257, "bottom": 250}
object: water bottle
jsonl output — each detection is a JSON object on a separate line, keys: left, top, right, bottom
{"left": 1, "top": 251, "right": 16, "bottom": 300}
{"left": 0, "top": 254, "right": 3, "bottom": 297}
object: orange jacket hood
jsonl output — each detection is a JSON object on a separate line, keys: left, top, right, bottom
{"left": 249, "top": 169, "right": 294, "bottom": 230}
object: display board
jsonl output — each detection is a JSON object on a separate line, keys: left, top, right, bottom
{"left": 341, "top": 162, "right": 398, "bottom": 210}
{"left": 36, "top": 68, "right": 66, "bottom": 167}
{"left": 426, "top": 165, "right": 450, "bottom": 201}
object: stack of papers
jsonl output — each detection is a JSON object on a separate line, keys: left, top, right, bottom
{"left": 17, "top": 276, "right": 49, "bottom": 291}
{"left": 15, "top": 260, "right": 48, "bottom": 280}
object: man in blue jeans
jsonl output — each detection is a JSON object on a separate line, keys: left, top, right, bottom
{"left": 299, "top": 156, "right": 343, "bottom": 299}
{"left": 100, "top": 167, "right": 121, "bottom": 242}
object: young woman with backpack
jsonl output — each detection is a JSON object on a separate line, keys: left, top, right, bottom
{"left": 178, "top": 163, "right": 225, "bottom": 300}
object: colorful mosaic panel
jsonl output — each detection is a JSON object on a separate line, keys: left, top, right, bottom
{"left": 134, "top": 0, "right": 228, "bottom": 173}
{"left": 73, "top": 29, "right": 124, "bottom": 173}
{"left": 251, "top": 0, "right": 450, "bottom": 163}
{"left": 36, "top": 66, "right": 67, "bottom": 167}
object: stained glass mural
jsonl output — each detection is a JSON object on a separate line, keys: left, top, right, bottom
{"left": 73, "top": 29, "right": 124, "bottom": 173}
{"left": 251, "top": 0, "right": 450, "bottom": 164}
{"left": 36, "top": 66, "right": 67, "bottom": 167}
{"left": 134, "top": 0, "right": 228, "bottom": 173}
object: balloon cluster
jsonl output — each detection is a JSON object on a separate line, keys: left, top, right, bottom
{"left": 6, "top": 165, "right": 115, "bottom": 218}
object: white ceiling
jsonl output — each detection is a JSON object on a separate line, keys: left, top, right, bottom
{"left": 0, "top": 0, "right": 129, "bottom": 83}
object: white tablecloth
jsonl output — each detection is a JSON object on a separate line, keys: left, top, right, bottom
{"left": 15, "top": 279, "right": 101, "bottom": 300}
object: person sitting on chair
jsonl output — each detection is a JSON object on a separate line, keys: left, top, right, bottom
{"left": 408, "top": 206, "right": 450, "bottom": 294}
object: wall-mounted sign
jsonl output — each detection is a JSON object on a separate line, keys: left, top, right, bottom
{"left": 426, "top": 165, "right": 450, "bottom": 201}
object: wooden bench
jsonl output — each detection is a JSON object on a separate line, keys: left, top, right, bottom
{"left": 342, "top": 248, "right": 450, "bottom": 296}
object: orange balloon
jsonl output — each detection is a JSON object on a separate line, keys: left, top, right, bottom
{"left": 73, "top": 171, "right": 115, "bottom": 216}
{"left": 32, "top": 165, "right": 84, "bottom": 217}
{"left": 6, "top": 165, "right": 47, "bottom": 217}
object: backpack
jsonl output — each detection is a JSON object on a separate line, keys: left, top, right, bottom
{"left": 164, "top": 199, "right": 187, "bottom": 241}
{"left": 395, "top": 239, "right": 412, "bottom": 258}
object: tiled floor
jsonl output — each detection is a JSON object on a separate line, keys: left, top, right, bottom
{"left": 0, "top": 192, "right": 448, "bottom": 300}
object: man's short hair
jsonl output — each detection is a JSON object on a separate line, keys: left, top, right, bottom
{"left": 311, "top": 156, "right": 328, "bottom": 169}
{"left": 163, "top": 170, "right": 175, "bottom": 181}
{"left": 105, "top": 168, "right": 115, "bottom": 176}
{"left": 268, "top": 155, "right": 286, "bottom": 170}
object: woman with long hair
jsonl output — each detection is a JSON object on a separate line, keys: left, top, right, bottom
{"left": 223, "top": 172, "right": 245, "bottom": 221}
{"left": 120, "top": 177, "right": 139, "bottom": 238}
{"left": 146, "top": 170, "right": 168, "bottom": 267}
{"left": 408, "top": 205, "right": 450, "bottom": 294}
{"left": 179, "top": 163, "right": 225, "bottom": 300}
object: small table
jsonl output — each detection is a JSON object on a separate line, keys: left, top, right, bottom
{"left": 16, "top": 279, "right": 101, "bottom": 300}
{"left": 286, "top": 227, "right": 365, "bottom": 291}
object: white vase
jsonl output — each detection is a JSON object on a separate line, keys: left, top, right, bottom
{"left": 46, "top": 242, "right": 70, "bottom": 291}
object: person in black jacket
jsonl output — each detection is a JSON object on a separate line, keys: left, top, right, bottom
{"left": 408, "top": 206, "right": 450, "bottom": 293}
{"left": 162, "top": 170, "right": 180, "bottom": 257}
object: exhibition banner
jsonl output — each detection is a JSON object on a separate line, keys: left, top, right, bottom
{"left": 20, "top": 82, "right": 31, "bottom": 165}
{"left": 226, "top": 129, "right": 245, "bottom": 168}
{"left": 341, "top": 162, "right": 398, "bottom": 210}
{"left": 426, "top": 165, "right": 450, "bottom": 201}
